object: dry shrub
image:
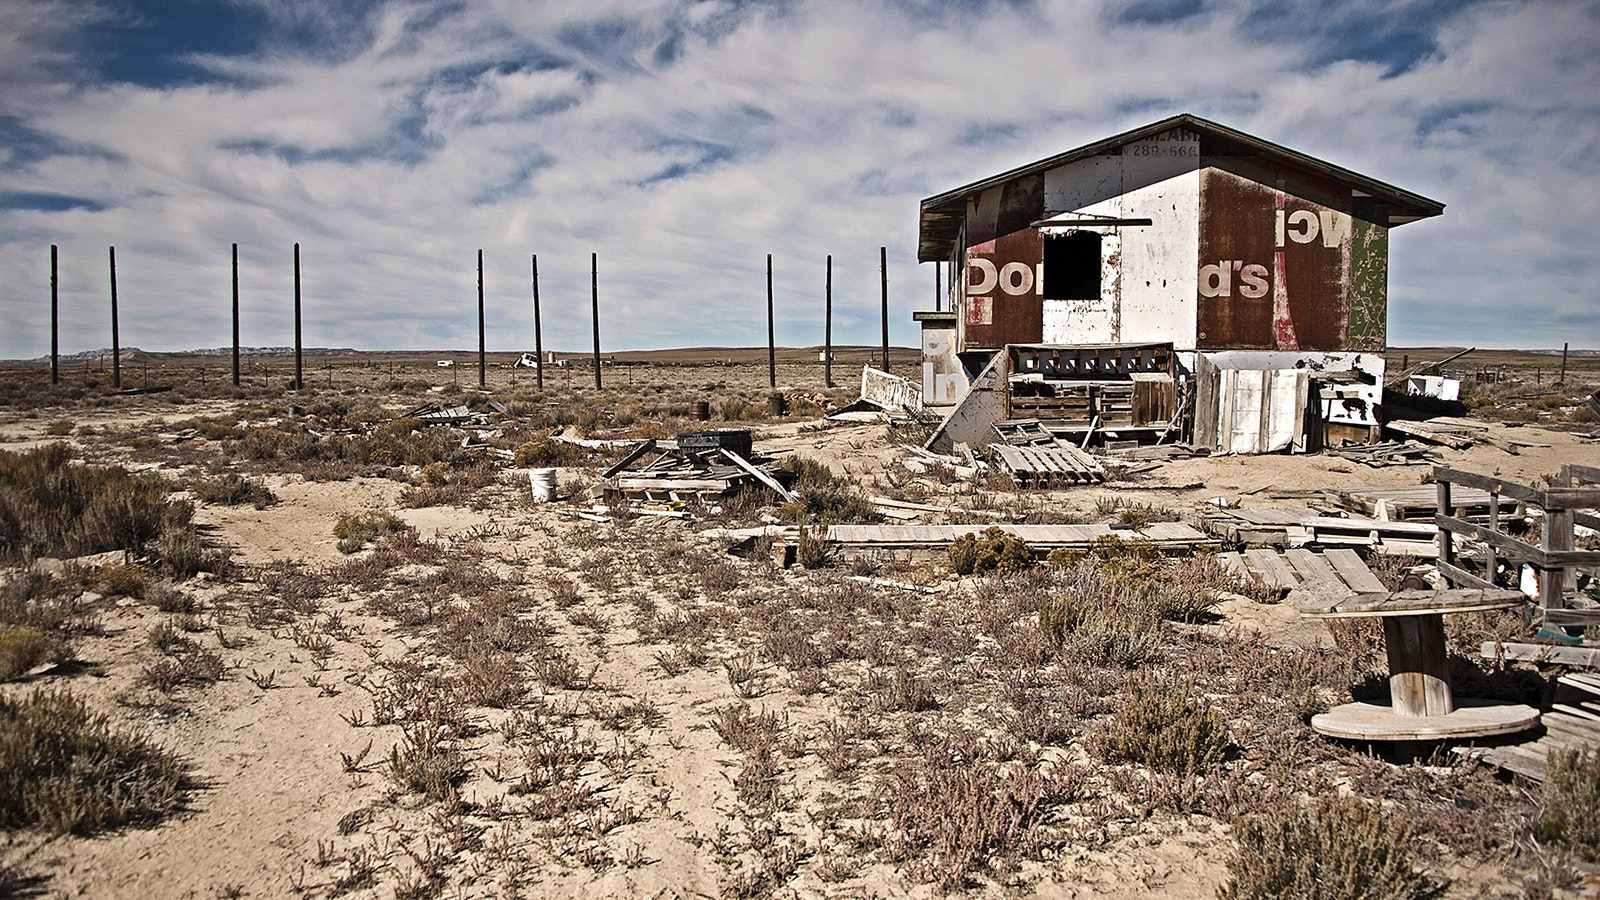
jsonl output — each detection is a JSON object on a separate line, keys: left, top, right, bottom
{"left": 94, "top": 562, "right": 151, "bottom": 599}
{"left": 0, "top": 444, "right": 192, "bottom": 561}
{"left": 0, "top": 688, "right": 187, "bottom": 834}
{"left": 1218, "top": 794, "right": 1424, "bottom": 900}
{"left": 388, "top": 720, "right": 466, "bottom": 802}
{"left": 512, "top": 436, "right": 579, "bottom": 468}
{"left": 191, "top": 473, "right": 278, "bottom": 508}
{"left": 333, "top": 510, "right": 412, "bottom": 554}
{"left": 878, "top": 759, "right": 1079, "bottom": 890}
{"left": 0, "top": 626, "right": 51, "bottom": 680}
{"left": 1534, "top": 747, "right": 1600, "bottom": 861}
{"left": 1094, "top": 672, "right": 1230, "bottom": 774}
{"left": 948, "top": 527, "right": 1032, "bottom": 576}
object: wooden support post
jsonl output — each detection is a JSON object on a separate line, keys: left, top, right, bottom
{"left": 1543, "top": 467, "right": 1575, "bottom": 615}
{"left": 824, "top": 254, "right": 833, "bottom": 388}
{"left": 531, "top": 254, "right": 544, "bottom": 391}
{"left": 108, "top": 246, "right": 121, "bottom": 389}
{"left": 1560, "top": 341, "right": 1569, "bottom": 384}
{"left": 590, "top": 252, "right": 601, "bottom": 391}
{"left": 935, "top": 260, "right": 942, "bottom": 312}
{"left": 477, "top": 249, "right": 486, "bottom": 388}
{"left": 1436, "top": 474, "right": 1456, "bottom": 579}
{"left": 879, "top": 245, "right": 889, "bottom": 373}
{"left": 766, "top": 253, "right": 776, "bottom": 389}
{"left": 1384, "top": 614, "right": 1453, "bottom": 716}
{"left": 49, "top": 245, "right": 58, "bottom": 385}
{"left": 231, "top": 242, "right": 241, "bottom": 386}
{"left": 293, "top": 243, "right": 303, "bottom": 390}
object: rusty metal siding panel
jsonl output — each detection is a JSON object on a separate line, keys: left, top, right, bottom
{"left": 962, "top": 175, "right": 1044, "bottom": 349}
{"left": 1197, "top": 156, "right": 1355, "bottom": 351}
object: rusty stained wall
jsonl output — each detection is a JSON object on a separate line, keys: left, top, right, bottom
{"left": 1196, "top": 155, "right": 1377, "bottom": 351}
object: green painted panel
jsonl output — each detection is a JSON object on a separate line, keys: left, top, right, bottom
{"left": 1349, "top": 218, "right": 1388, "bottom": 351}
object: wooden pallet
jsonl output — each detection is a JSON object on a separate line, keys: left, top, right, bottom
{"left": 1216, "top": 547, "right": 1389, "bottom": 603}
{"left": 988, "top": 443, "right": 1106, "bottom": 486}
{"left": 1193, "top": 508, "right": 1439, "bottom": 556}
{"left": 1333, "top": 484, "right": 1496, "bottom": 522}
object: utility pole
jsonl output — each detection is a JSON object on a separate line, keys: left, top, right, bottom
{"left": 591, "top": 252, "right": 602, "bottom": 390}
{"left": 293, "top": 243, "right": 303, "bottom": 390}
{"left": 231, "top": 243, "right": 240, "bottom": 386}
{"left": 766, "top": 253, "right": 776, "bottom": 389}
{"left": 477, "top": 249, "right": 486, "bottom": 388}
{"left": 879, "top": 246, "right": 889, "bottom": 372}
{"left": 50, "top": 245, "right": 58, "bottom": 385}
{"left": 531, "top": 254, "right": 544, "bottom": 391}
{"left": 824, "top": 254, "right": 833, "bottom": 388}
{"left": 109, "top": 246, "right": 121, "bottom": 389}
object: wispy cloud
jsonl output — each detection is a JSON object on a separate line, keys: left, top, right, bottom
{"left": 1, "top": 0, "right": 1595, "bottom": 358}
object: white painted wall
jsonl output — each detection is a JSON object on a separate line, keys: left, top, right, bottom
{"left": 1040, "top": 130, "right": 1201, "bottom": 349}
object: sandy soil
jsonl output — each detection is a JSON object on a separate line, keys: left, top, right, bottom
{"left": 0, "top": 354, "right": 1596, "bottom": 899}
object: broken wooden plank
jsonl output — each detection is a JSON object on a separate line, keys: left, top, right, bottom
{"left": 719, "top": 448, "right": 799, "bottom": 503}
{"left": 600, "top": 439, "right": 659, "bottom": 479}
{"left": 1481, "top": 641, "right": 1600, "bottom": 668}
{"left": 1321, "top": 548, "right": 1389, "bottom": 594}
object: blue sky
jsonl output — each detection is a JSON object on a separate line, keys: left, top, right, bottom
{"left": 1, "top": 0, "right": 1596, "bottom": 357}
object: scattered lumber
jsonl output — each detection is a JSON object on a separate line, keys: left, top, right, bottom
{"left": 1384, "top": 419, "right": 1481, "bottom": 449}
{"left": 1325, "top": 440, "right": 1438, "bottom": 467}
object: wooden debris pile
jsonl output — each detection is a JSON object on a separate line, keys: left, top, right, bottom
{"left": 603, "top": 431, "right": 796, "bottom": 504}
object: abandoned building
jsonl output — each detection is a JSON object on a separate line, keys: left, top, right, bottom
{"left": 913, "top": 113, "right": 1444, "bottom": 454}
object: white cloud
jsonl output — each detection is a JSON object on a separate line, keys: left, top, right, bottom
{"left": 1, "top": 0, "right": 1595, "bottom": 358}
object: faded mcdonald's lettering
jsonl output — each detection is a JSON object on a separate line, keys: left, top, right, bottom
{"left": 1274, "top": 208, "right": 1351, "bottom": 248}
{"left": 966, "top": 258, "right": 997, "bottom": 294}
{"left": 1198, "top": 260, "right": 1271, "bottom": 299}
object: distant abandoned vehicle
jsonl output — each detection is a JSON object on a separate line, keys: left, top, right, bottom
{"left": 513, "top": 353, "right": 540, "bottom": 369}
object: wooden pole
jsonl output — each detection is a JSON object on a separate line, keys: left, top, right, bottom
{"left": 293, "top": 242, "right": 302, "bottom": 390}
{"left": 824, "top": 254, "right": 833, "bottom": 388}
{"left": 531, "top": 254, "right": 544, "bottom": 391}
{"left": 108, "top": 246, "right": 121, "bottom": 389}
{"left": 766, "top": 253, "right": 776, "bottom": 389}
{"left": 1560, "top": 341, "right": 1569, "bottom": 384}
{"left": 477, "top": 249, "right": 486, "bottom": 388}
{"left": 50, "top": 245, "right": 58, "bottom": 385}
{"left": 935, "top": 260, "right": 942, "bottom": 313}
{"left": 590, "top": 252, "right": 601, "bottom": 390}
{"left": 231, "top": 242, "right": 240, "bottom": 386}
{"left": 879, "top": 246, "right": 889, "bottom": 372}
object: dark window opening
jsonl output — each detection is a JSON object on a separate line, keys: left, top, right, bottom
{"left": 1043, "top": 231, "right": 1102, "bottom": 300}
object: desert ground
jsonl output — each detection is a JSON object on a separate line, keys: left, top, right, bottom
{"left": 1, "top": 346, "right": 1597, "bottom": 899}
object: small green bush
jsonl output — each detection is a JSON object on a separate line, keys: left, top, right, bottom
{"left": 1534, "top": 747, "right": 1600, "bottom": 861}
{"left": 1218, "top": 794, "right": 1423, "bottom": 900}
{"left": 0, "top": 688, "right": 187, "bottom": 834}
{"left": 1094, "top": 672, "right": 1230, "bottom": 774}
{"left": 949, "top": 527, "right": 1033, "bottom": 576}
{"left": 796, "top": 526, "right": 829, "bottom": 569}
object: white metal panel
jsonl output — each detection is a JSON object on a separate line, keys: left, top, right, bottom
{"left": 1041, "top": 298, "right": 1118, "bottom": 343}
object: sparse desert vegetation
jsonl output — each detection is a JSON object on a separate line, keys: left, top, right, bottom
{"left": 0, "top": 349, "right": 1596, "bottom": 897}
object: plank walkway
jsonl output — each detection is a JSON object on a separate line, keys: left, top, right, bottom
{"left": 1216, "top": 547, "right": 1389, "bottom": 603}
{"left": 823, "top": 521, "right": 1214, "bottom": 553}
{"left": 1458, "top": 673, "right": 1600, "bottom": 782}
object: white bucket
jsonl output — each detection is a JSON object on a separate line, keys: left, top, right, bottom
{"left": 529, "top": 468, "right": 557, "bottom": 503}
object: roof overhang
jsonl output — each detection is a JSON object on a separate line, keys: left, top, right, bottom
{"left": 917, "top": 113, "right": 1445, "bottom": 262}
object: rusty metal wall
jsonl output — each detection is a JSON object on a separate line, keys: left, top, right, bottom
{"left": 1196, "top": 156, "right": 1355, "bottom": 351}
{"left": 962, "top": 175, "right": 1044, "bottom": 349}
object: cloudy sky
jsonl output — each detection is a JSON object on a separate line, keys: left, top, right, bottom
{"left": 1, "top": 0, "right": 1595, "bottom": 358}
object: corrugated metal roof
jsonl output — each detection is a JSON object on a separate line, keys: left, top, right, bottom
{"left": 917, "top": 113, "right": 1445, "bottom": 262}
